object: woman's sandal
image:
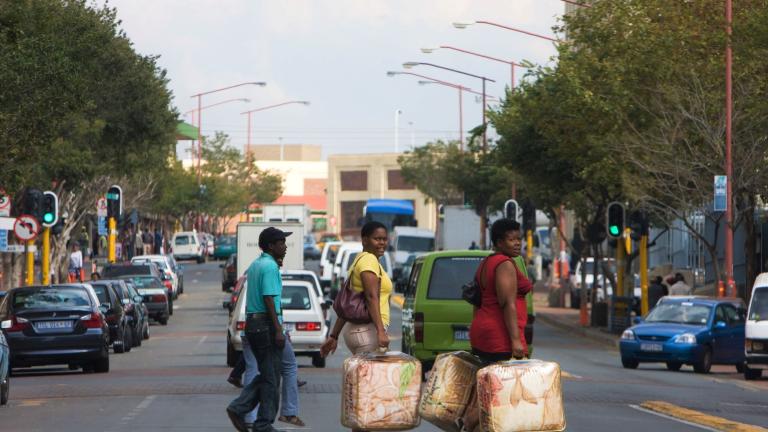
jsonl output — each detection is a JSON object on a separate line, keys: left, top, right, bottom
{"left": 278, "top": 415, "right": 306, "bottom": 427}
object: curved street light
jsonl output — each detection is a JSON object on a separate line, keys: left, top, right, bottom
{"left": 241, "top": 100, "right": 310, "bottom": 156}
{"left": 453, "top": 20, "right": 558, "bottom": 43}
{"left": 421, "top": 45, "right": 526, "bottom": 88}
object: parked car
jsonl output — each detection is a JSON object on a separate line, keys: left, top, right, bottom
{"left": 620, "top": 297, "right": 746, "bottom": 373}
{"left": 167, "top": 255, "right": 184, "bottom": 294}
{"left": 104, "top": 263, "right": 173, "bottom": 314}
{"left": 90, "top": 282, "right": 132, "bottom": 353}
{"left": 221, "top": 253, "right": 238, "bottom": 292}
{"left": 303, "top": 234, "right": 321, "bottom": 260}
{"left": 119, "top": 279, "right": 150, "bottom": 343}
{"left": 337, "top": 249, "right": 392, "bottom": 293}
{"left": 393, "top": 253, "right": 426, "bottom": 293}
{"left": 213, "top": 235, "right": 237, "bottom": 260}
{"left": 330, "top": 243, "right": 362, "bottom": 299}
{"left": 316, "top": 232, "right": 341, "bottom": 252}
{"left": 319, "top": 241, "right": 342, "bottom": 292}
{"left": 226, "top": 279, "right": 329, "bottom": 368}
{"left": 401, "top": 251, "right": 535, "bottom": 371}
{"left": 131, "top": 255, "right": 179, "bottom": 299}
{"left": 172, "top": 231, "right": 205, "bottom": 263}
{"left": 0, "top": 284, "right": 110, "bottom": 373}
{"left": 744, "top": 273, "right": 768, "bottom": 380}
{"left": 222, "top": 275, "right": 246, "bottom": 316}
{"left": 0, "top": 329, "right": 9, "bottom": 405}
{"left": 282, "top": 270, "right": 328, "bottom": 328}
{"left": 117, "top": 276, "right": 169, "bottom": 325}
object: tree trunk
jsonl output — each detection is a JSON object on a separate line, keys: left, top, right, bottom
{"left": 590, "top": 243, "right": 600, "bottom": 326}
{"left": 479, "top": 206, "right": 488, "bottom": 250}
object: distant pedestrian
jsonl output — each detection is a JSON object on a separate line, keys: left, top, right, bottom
{"left": 227, "top": 227, "right": 291, "bottom": 432}
{"left": 469, "top": 241, "right": 479, "bottom": 250}
{"left": 68, "top": 243, "right": 84, "bottom": 283}
{"left": 647, "top": 276, "right": 668, "bottom": 309}
{"left": 143, "top": 228, "right": 153, "bottom": 255}
{"left": 91, "top": 272, "right": 101, "bottom": 281}
{"left": 669, "top": 273, "right": 691, "bottom": 296}
{"left": 134, "top": 229, "right": 144, "bottom": 258}
{"left": 154, "top": 228, "right": 163, "bottom": 255}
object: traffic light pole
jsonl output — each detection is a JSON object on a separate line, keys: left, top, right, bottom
{"left": 108, "top": 217, "right": 116, "bottom": 263}
{"left": 25, "top": 240, "right": 35, "bottom": 286}
{"left": 42, "top": 228, "right": 50, "bottom": 285}
{"left": 616, "top": 237, "right": 625, "bottom": 297}
{"left": 640, "top": 233, "right": 649, "bottom": 316}
{"left": 526, "top": 230, "right": 533, "bottom": 261}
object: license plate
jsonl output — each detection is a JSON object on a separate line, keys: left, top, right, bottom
{"left": 641, "top": 343, "right": 663, "bottom": 352}
{"left": 35, "top": 320, "right": 72, "bottom": 329}
{"left": 283, "top": 323, "right": 295, "bottom": 332}
{"left": 453, "top": 329, "right": 470, "bottom": 341}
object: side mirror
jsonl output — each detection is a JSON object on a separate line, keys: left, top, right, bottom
{"left": 632, "top": 317, "right": 644, "bottom": 325}
{"left": 222, "top": 301, "right": 231, "bottom": 309}
{"left": 715, "top": 321, "right": 727, "bottom": 329}
{"left": 133, "top": 295, "right": 143, "bottom": 303}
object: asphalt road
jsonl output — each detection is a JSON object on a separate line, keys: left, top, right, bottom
{"left": 0, "top": 260, "right": 766, "bottom": 431}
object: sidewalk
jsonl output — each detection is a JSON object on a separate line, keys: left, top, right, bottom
{"left": 532, "top": 291, "right": 620, "bottom": 349}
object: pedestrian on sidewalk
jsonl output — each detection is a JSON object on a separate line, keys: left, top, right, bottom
{"left": 154, "top": 228, "right": 163, "bottom": 255}
{"left": 68, "top": 243, "right": 84, "bottom": 283}
{"left": 134, "top": 228, "right": 144, "bottom": 258}
{"left": 227, "top": 227, "right": 291, "bottom": 432}
{"left": 669, "top": 273, "right": 691, "bottom": 296}
{"left": 143, "top": 228, "right": 153, "bottom": 256}
{"left": 648, "top": 276, "right": 668, "bottom": 310}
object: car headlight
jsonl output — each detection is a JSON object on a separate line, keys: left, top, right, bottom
{"left": 673, "top": 333, "right": 697, "bottom": 344}
{"left": 621, "top": 329, "right": 635, "bottom": 340}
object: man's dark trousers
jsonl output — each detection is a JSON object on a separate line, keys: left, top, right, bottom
{"left": 228, "top": 314, "right": 282, "bottom": 432}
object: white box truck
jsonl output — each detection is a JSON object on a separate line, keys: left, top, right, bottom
{"left": 237, "top": 222, "right": 305, "bottom": 276}
{"left": 262, "top": 204, "right": 312, "bottom": 233}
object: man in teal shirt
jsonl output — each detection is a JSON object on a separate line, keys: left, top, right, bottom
{"left": 228, "top": 227, "right": 290, "bottom": 432}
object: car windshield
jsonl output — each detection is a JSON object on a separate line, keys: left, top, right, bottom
{"left": 282, "top": 274, "right": 320, "bottom": 296}
{"left": 749, "top": 288, "right": 768, "bottom": 321}
{"left": 12, "top": 287, "right": 92, "bottom": 310}
{"left": 119, "top": 276, "right": 164, "bottom": 289}
{"left": 175, "top": 236, "right": 191, "bottom": 246}
{"left": 134, "top": 259, "right": 168, "bottom": 270}
{"left": 397, "top": 236, "right": 434, "bottom": 253}
{"left": 103, "top": 265, "right": 154, "bottom": 278}
{"left": 326, "top": 245, "right": 341, "bottom": 262}
{"left": 281, "top": 285, "right": 311, "bottom": 310}
{"left": 217, "top": 236, "right": 235, "bottom": 245}
{"left": 645, "top": 303, "right": 711, "bottom": 325}
{"left": 427, "top": 256, "right": 484, "bottom": 300}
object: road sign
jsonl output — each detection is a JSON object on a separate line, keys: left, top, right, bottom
{"left": 0, "top": 190, "right": 10, "bottom": 217}
{"left": 5, "top": 244, "right": 35, "bottom": 253}
{"left": 13, "top": 214, "right": 41, "bottom": 241}
{"left": 0, "top": 230, "right": 7, "bottom": 251}
{"left": 97, "top": 197, "right": 107, "bottom": 217}
{"left": 98, "top": 216, "right": 107, "bottom": 236}
{"left": 714, "top": 175, "right": 727, "bottom": 212}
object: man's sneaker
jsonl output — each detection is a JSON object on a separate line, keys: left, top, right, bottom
{"left": 226, "top": 408, "right": 248, "bottom": 432}
{"left": 297, "top": 379, "right": 307, "bottom": 388}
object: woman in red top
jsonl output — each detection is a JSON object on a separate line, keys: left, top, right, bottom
{"left": 469, "top": 218, "right": 532, "bottom": 364}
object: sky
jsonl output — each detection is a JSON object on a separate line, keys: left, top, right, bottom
{"left": 96, "top": 0, "right": 564, "bottom": 159}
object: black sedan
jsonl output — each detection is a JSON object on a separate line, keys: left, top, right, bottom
{"left": 118, "top": 276, "right": 169, "bottom": 325}
{"left": 119, "top": 279, "right": 150, "bottom": 344}
{"left": 221, "top": 253, "right": 237, "bottom": 292}
{"left": 90, "top": 281, "right": 132, "bottom": 353}
{"left": 0, "top": 284, "right": 110, "bottom": 373}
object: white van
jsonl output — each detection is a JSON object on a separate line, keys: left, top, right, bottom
{"left": 745, "top": 273, "right": 768, "bottom": 380}
{"left": 319, "top": 241, "right": 343, "bottom": 291}
{"left": 172, "top": 231, "right": 204, "bottom": 263}
{"left": 390, "top": 227, "right": 435, "bottom": 271}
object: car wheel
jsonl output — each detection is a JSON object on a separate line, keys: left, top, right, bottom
{"left": 735, "top": 362, "right": 745, "bottom": 373}
{"left": 168, "top": 297, "right": 174, "bottom": 316}
{"left": 114, "top": 328, "right": 126, "bottom": 354}
{"left": 158, "top": 317, "right": 168, "bottom": 326}
{"left": 621, "top": 357, "right": 639, "bottom": 369}
{"left": 143, "top": 322, "right": 150, "bottom": 339}
{"left": 0, "top": 374, "right": 9, "bottom": 406}
{"left": 666, "top": 361, "right": 682, "bottom": 372}
{"left": 133, "top": 327, "right": 142, "bottom": 347}
{"left": 226, "top": 338, "right": 237, "bottom": 368}
{"left": 693, "top": 347, "right": 712, "bottom": 374}
{"left": 197, "top": 256, "right": 204, "bottom": 264}
{"left": 744, "top": 365, "right": 762, "bottom": 380}
{"left": 312, "top": 353, "right": 326, "bottom": 368}
{"left": 94, "top": 356, "right": 110, "bottom": 373}
{"left": 124, "top": 328, "right": 132, "bottom": 353}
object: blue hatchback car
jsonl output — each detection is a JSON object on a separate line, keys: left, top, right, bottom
{"left": 620, "top": 297, "right": 747, "bottom": 373}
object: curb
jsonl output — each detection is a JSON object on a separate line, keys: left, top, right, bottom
{"left": 640, "top": 401, "right": 768, "bottom": 432}
{"left": 535, "top": 312, "right": 620, "bottom": 349}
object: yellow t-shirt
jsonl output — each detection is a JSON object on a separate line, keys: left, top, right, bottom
{"left": 350, "top": 252, "right": 392, "bottom": 327}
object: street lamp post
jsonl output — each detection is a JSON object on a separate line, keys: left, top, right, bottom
{"left": 394, "top": 109, "right": 403, "bottom": 153}
{"left": 402, "top": 62, "right": 495, "bottom": 152}
{"left": 241, "top": 101, "right": 310, "bottom": 156}
{"left": 453, "top": 20, "right": 559, "bottom": 43}
{"left": 725, "top": 0, "right": 734, "bottom": 296}
{"left": 190, "top": 81, "right": 267, "bottom": 182}
{"left": 421, "top": 46, "right": 525, "bottom": 89}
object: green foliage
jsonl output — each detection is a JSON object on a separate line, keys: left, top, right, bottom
{"left": 397, "top": 140, "right": 461, "bottom": 205}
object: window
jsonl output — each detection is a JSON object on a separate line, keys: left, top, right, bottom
{"left": 406, "top": 262, "right": 422, "bottom": 298}
{"left": 175, "top": 236, "right": 190, "bottom": 246}
{"left": 387, "top": 170, "right": 414, "bottom": 190}
{"left": 397, "top": 236, "right": 435, "bottom": 253}
{"left": 341, "top": 171, "right": 367, "bottom": 191}
{"left": 426, "top": 256, "right": 484, "bottom": 300}
{"left": 341, "top": 201, "right": 366, "bottom": 234}
{"left": 646, "top": 303, "right": 712, "bottom": 325}
{"left": 749, "top": 288, "right": 768, "bottom": 321}
{"left": 91, "top": 285, "right": 111, "bottom": 304}
{"left": 282, "top": 285, "right": 311, "bottom": 310}
{"left": 12, "top": 288, "right": 92, "bottom": 310}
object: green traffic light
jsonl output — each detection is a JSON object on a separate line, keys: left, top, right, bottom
{"left": 609, "top": 225, "right": 620, "bottom": 236}
{"left": 43, "top": 213, "right": 54, "bottom": 223}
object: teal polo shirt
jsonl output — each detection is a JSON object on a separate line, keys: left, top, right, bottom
{"left": 245, "top": 253, "right": 282, "bottom": 323}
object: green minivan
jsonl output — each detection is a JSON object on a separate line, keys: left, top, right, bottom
{"left": 400, "top": 250, "right": 535, "bottom": 369}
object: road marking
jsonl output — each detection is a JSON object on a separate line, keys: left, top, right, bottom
{"left": 18, "top": 399, "right": 44, "bottom": 407}
{"left": 195, "top": 335, "right": 208, "bottom": 350}
{"left": 639, "top": 401, "right": 768, "bottom": 432}
{"left": 561, "top": 370, "right": 582, "bottom": 380}
{"left": 192, "top": 279, "right": 199, "bottom": 283}
{"left": 629, "top": 404, "right": 720, "bottom": 431}
{"left": 711, "top": 377, "right": 763, "bottom": 392}
{"left": 121, "top": 394, "right": 156, "bottom": 422}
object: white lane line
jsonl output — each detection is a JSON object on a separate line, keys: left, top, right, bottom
{"left": 192, "top": 279, "right": 199, "bottom": 283}
{"left": 628, "top": 404, "right": 720, "bottom": 432}
{"left": 121, "top": 394, "right": 157, "bottom": 422}
{"left": 195, "top": 335, "right": 208, "bottom": 350}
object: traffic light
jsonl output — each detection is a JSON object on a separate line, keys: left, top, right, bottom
{"left": 22, "top": 188, "right": 43, "bottom": 221}
{"left": 106, "top": 185, "right": 122, "bottom": 219}
{"left": 522, "top": 201, "right": 536, "bottom": 232}
{"left": 606, "top": 202, "right": 625, "bottom": 238}
{"left": 628, "top": 210, "right": 649, "bottom": 241}
{"left": 41, "top": 191, "right": 58, "bottom": 227}
{"left": 504, "top": 199, "right": 519, "bottom": 222}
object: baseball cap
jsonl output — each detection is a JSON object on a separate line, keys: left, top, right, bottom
{"left": 259, "top": 227, "right": 292, "bottom": 247}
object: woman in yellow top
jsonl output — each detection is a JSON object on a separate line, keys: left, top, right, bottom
{"left": 321, "top": 221, "right": 393, "bottom": 356}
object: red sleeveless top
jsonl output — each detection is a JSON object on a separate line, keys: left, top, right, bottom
{"left": 469, "top": 254, "right": 532, "bottom": 354}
